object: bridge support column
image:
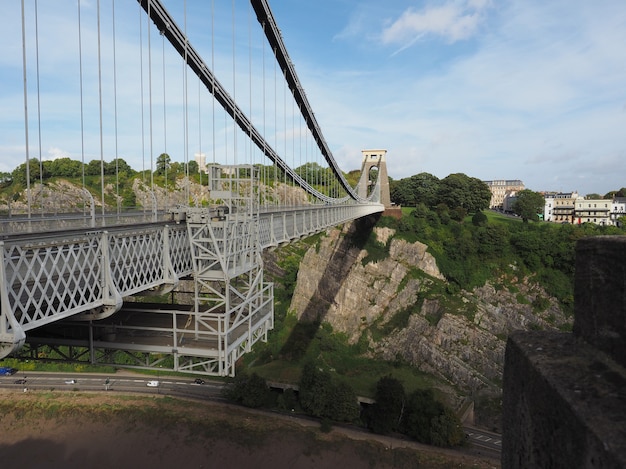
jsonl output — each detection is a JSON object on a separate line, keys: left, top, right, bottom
{"left": 358, "top": 150, "right": 391, "bottom": 207}
{"left": 75, "top": 231, "right": 123, "bottom": 321}
{"left": 0, "top": 241, "right": 26, "bottom": 357}
{"left": 182, "top": 165, "right": 274, "bottom": 376}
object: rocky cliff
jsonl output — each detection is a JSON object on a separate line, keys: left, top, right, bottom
{"left": 288, "top": 221, "right": 571, "bottom": 398}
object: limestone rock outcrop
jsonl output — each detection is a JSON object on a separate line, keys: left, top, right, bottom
{"left": 289, "top": 222, "right": 572, "bottom": 393}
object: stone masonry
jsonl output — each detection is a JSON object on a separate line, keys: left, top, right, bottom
{"left": 502, "top": 236, "right": 626, "bottom": 468}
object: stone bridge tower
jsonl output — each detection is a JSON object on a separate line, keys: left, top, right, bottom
{"left": 358, "top": 149, "right": 391, "bottom": 208}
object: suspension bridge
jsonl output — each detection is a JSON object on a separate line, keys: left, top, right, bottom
{"left": 0, "top": 0, "right": 388, "bottom": 376}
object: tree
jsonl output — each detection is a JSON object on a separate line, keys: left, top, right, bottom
{"left": 106, "top": 158, "right": 134, "bottom": 177}
{"left": 298, "top": 361, "right": 359, "bottom": 422}
{"left": 429, "top": 407, "right": 465, "bottom": 447}
{"left": 401, "top": 388, "right": 443, "bottom": 444}
{"left": 327, "top": 381, "right": 360, "bottom": 423}
{"left": 0, "top": 172, "right": 12, "bottom": 185}
{"left": 437, "top": 173, "right": 490, "bottom": 214}
{"left": 85, "top": 159, "right": 103, "bottom": 177}
{"left": 466, "top": 177, "right": 492, "bottom": 213}
{"left": 367, "top": 376, "right": 405, "bottom": 434}
{"left": 472, "top": 211, "right": 488, "bottom": 226}
{"left": 48, "top": 157, "right": 83, "bottom": 178}
{"left": 187, "top": 160, "right": 199, "bottom": 175}
{"left": 390, "top": 172, "right": 440, "bottom": 207}
{"left": 156, "top": 153, "right": 171, "bottom": 175}
{"left": 11, "top": 159, "right": 49, "bottom": 185}
{"left": 298, "top": 361, "right": 332, "bottom": 418}
{"left": 512, "top": 189, "right": 545, "bottom": 222}
{"left": 224, "top": 372, "right": 272, "bottom": 408}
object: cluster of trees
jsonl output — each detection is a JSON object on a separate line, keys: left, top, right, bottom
{"left": 224, "top": 364, "right": 464, "bottom": 447}
{"left": 6, "top": 154, "right": 207, "bottom": 188}
{"left": 512, "top": 189, "right": 546, "bottom": 222}
{"left": 3, "top": 155, "right": 346, "bottom": 193}
{"left": 390, "top": 172, "right": 492, "bottom": 216}
{"left": 365, "top": 376, "right": 465, "bottom": 446}
{"left": 155, "top": 153, "right": 199, "bottom": 177}
{"left": 574, "top": 188, "right": 626, "bottom": 199}
{"left": 7, "top": 157, "right": 137, "bottom": 186}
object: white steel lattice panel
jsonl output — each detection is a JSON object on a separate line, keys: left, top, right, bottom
{"left": 168, "top": 225, "right": 193, "bottom": 275}
{"left": 4, "top": 236, "right": 104, "bottom": 330}
{"left": 108, "top": 229, "right": 167, "bottom": 296}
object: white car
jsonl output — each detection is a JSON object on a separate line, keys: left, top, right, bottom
{"left": 146, "top": 380, "right": 159, "bottom": 387}
{"left": 64, "top": 379, "right": 76, "bottom": 385}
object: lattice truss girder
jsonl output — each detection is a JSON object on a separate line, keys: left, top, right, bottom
{"left": 188, "top": 219, "right": 256, "bottom": 279}
{"left": 257, "top": 203, "right": 383, "bottom": 248}
{"left": 0, "top": 225, "right": 193, "bottom": 359}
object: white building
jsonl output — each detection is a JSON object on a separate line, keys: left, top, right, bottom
{"left": 543, "top": 194, "right": 556, "bottom": 222}
{"left": 610, "top": 198, "right": 626, "bottom": 227}
{"left": 194, "top": 153, "right": 208, "bottom": 172}
{"left": 545, "top": 192, "right": 579, "bottom": 223}
{"left": 574, "top": 198, "right": 611, "bottom": 225}
{"left": 484, "top": 180, "right": 524, "bottom": 210}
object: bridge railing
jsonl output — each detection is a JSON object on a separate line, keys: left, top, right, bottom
{"left": 0, "top": 210, "right": 174, "bottom": 237}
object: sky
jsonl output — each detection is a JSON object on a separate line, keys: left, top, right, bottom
{"left": 1, "top": 0, "right": 625, "bottom": 197}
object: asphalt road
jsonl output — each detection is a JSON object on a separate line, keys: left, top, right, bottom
{"left": 0, "top": 371, "right": 223, "bottom": 400}
{"left": 464, "top": 426, "right": 502, "bottom": 453}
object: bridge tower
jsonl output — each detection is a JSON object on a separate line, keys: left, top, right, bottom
{"left": 358, "top": 149, "right": 391, "bottom": 208}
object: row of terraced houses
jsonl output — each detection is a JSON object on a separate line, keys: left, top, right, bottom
{"left": 484, "top": 180, "right": 626, "bottom": 227}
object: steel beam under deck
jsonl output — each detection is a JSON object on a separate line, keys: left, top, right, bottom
{"left": 22, "top": 300, "right": 274, "bottom": 376}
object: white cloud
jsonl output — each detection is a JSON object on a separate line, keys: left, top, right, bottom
{"left": 381, "top": 0, "right": 492, "bottom": 49}
{"left": 46, "top": 147, "right": 72, "bottom": 161}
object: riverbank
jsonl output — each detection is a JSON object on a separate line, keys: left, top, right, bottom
{"left": 0, "top": 390, "right": 498, "bottom": 469}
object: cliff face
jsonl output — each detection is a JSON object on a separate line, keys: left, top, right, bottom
{"left": 288, "top": 222, "right": 571, "bottom": 394}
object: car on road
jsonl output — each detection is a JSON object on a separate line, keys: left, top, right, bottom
{"left": 64, "top": 379, "right": 77, "bottom": 384}
{"left": 194, "top": 378, "right": 205, "bottom": 385}
{"left": 146, "top": 380, "right": 159, "bottom": 387}
{"left": 14, "top": 379, "right": 27, "bottom": 385}
{"left": 0, "top": 367, "right": 18, "bottom": 376}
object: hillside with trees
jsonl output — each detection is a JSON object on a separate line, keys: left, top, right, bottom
{"left": 238, "top": 172, "right": 624, "bottom": 436}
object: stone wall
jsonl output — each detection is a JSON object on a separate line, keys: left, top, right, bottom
{"left": 502, "top": 236, "right": 626, "bottom": 468}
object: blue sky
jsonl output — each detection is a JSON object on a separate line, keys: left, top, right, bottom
{"left": 1, "top": 0, "right": 625, "bottom": 197}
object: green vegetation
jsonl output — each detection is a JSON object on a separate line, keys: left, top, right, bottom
{"left": 297, "top": 361, "right": 360, "bottom": 422}
{"left": 379, "top": 205, "right": 625, "bottom": 315}
{"left": 0, "top": 357, "right": 116, "bottom": 374}
{"left": 236, "top": 181, "right": 624, "bottom": 445}
{"left": 390, "top": 172, "right": 492, "bottom": 215}
{"left": 351, "top": 226, "right": 391, "bottom": 266}
{"left": 0, "top": 157, "right": 355, "bottom": 213}
{"left": 512, "top": 189, "right": 546, "bottom": 222}
{"left": 223, "top": 372, "right": 274, "bottom": 408}
{"left": 224, "top": 368, "right": 462, "bottom": 447}
{"left": 364, "top": 377, "right": 465, "bottom": 447}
